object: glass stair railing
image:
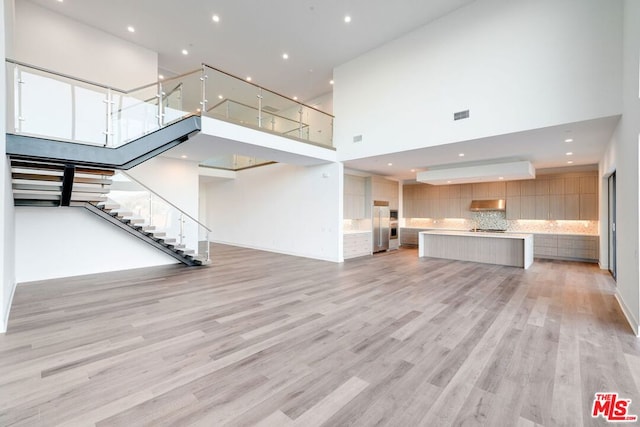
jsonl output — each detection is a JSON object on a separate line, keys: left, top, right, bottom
{"left": 92, "top": 171, "right": 211, "bottom": 265}
{"left": 5, "top": 59, "right": 335, "bottom": 150}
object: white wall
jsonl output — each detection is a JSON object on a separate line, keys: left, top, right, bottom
{"left": 14, "top": 208, "right": 178, "bottom": 283}
{"left": 601, "top": 0, "right": 640, "bottom": 336}
{"left": 334, "top": 0, "right": 623, "bottom": 161}
{"left": 128, "top": 156, "right": 200, "bottom": 218}
{"left": 1, "top": 0, "right": 17, "bottom": 333}
{"left": 127, "top": 156, "right": 201, "bottom": 251}
{"left": 14, "top": 0, "right": 157, "bottom": 89}
{"left": 204, "top": 162, "right": 343, "bottom": 262}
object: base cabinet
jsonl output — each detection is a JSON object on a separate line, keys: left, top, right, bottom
{"left": 533, "top": 234, "right": 598, "bottom": 262}
{"left": 344, "top": 233, "right": 372, "bottom": 259}
{"left": 400, "top": 228, "right": 428, "bottom": 247}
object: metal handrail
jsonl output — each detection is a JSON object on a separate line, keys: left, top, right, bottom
{"left": 6, "top": 58, "right": 201, "bottom": 95}
{"left": 121, "top": 171, "right": 212, "bottom": 232}
{"left": 202, "top": 63, "right": 334, "bottom": 118}
{"left": 207, "top": 98, "right": 310, "bottom": 128}
{"left": 6, "top": 58, "right": 333, "bottom": 118}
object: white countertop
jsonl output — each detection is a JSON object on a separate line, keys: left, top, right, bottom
{"left": 419, "top": 230, "right": 533, "bottom": 240}
{"left": 402, "top": 227, "right": 597, "bottom": 237}
{"left": 344, "top": 230, "right": 372, "bottom": 235}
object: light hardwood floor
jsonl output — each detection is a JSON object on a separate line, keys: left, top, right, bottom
{"left": 1, "top": 245, "right": 639, "bottom": 426}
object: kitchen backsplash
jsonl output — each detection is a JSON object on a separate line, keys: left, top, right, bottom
{"left": 344, "top": 218, "right": 372, "bottom": 232}
{"left": 403, "top": 211, "right": 599, "bottom": 235}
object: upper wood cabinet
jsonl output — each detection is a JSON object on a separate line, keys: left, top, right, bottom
{"left": 488, "top": 182, "right": 506, "bottom": 198}
{"left": 401, "top": 171, "right": 598, "bottom": 221}
{"left": 520, "top": 180, "right": 537, "bottom": 196}
{"left": 506, "top": 181, "right": 521, "bottom": 197}
{"left": 372, "top": 176, "right": 399, "bottom": 210}
{"left": 344, "top": 175, "right": 367, "bottom": 219}
{"left": 549, "top": 179, "right": 564, "bottom": 195}
{"left": 535, "top": 180, "right": 549, "bottom": 196}
{"left": 472, "top": 183, "right": 489, "bottom": 199}
{"left": 580, "top": 176, "right": 597, "bottom": 194}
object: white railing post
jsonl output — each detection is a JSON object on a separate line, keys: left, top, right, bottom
{"left": 257, "top": 88, "right": 263, "bottom": 128}
{"left": 157, "top": 81, "right": 164, "bottom": 127}
{"left": 104, "top": 88, "right": 114, "bottom": 147}
{"left": 200, "top": 65, "right": 208, "bottom": 115}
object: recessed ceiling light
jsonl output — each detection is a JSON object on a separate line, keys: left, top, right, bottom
{"left": 458, "top": 153, "right": 465, "bottom": 157}
{"left": 410, "top": 169, "right": 416, "bottom": 172}
{"left": 158, "top": 74, "right": 164, "bottom": 80}
{"left": 57, "top": 0, "right": 63, "bottom": 2}
{"left": 212, "top": 14, "right": 220, "bottom": 23}
{"left": 387, "top": 162, "right": 393, "bottom": 166}
{"left": 447, "top": 180, "right": 452, "bottom": 184}
{"left": 499, "top": 177, "right": 504, "bottom": 180}
{"left": 567, "top": 160, "right": 574, "bottom": 164}
{"left": 246, "top": 76, "right": 252, "bottom": 82}
{"left": 282, "top": 53, "right": 289, "bottom": 60}
{"left": 566, "top": 152, "right": 573, "bottom": 156}
{"left": 127, "top": 26, "right": 135, "bottom": 33}
{"left": 329, "top": 80, "right": 334, "bottom": 85}
{"left": 181, "top": 49, "right": 189, "bottom": 55}
{"left": 293, "top": 96, "right": 298, "bottom": 100}
{"left": 181, "top": 155, "right": 187, "bottom": 159}
{"left": 218, "top": 94, "right": 223, "bottom": 99}
{"left": 565, "top": 138, "right": 574, "bottom": 143}
{"left": 344, "top": 15, "right": 352, "bottom": 23}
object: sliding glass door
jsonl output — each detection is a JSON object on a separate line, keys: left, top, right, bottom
{"left": 608, "top": 172, "right": 616, "bottom": 280}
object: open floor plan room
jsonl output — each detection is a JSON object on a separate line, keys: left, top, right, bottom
{"left": 1, "top": 245, "right": 638, "bottom": 426}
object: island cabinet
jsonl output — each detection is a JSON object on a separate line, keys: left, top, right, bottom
{"left": 533, "top": 234, "right": 599, "bottom": 262}
{"left": 419, "top": 230, "right": 534, "bottom": 269}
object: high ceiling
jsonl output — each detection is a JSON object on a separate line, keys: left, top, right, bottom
{"left": 24, "top": 0, "right": 617, "bottom": 181}
{"left": 28, "top": 0, "right": 475, "bottom": 104}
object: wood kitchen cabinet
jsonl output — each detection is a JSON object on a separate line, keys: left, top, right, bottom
{"left": 520, "top": 196, "right": 536, "bottom": 219}
{"left": 401, "top": 171, "right": 598, "bottom": 221}
{"left": 372, "top": 176, "right": 399, "bottom": 210}
{"left": 506, "top": 181, "right": 521, "bottom": 197}
{"left": 472, "top": 183, "right": 489, "bottom": 199}
{"left": 580, "top": 194, "right": 598, "bottom": 220}
{"left": 344, "top": 175, "right": 366, "bottom": 219}
{"left": 506, "top": 196, "right": 521, "bottom": 220}
{"left": 549, "top": 195, "right": 565, "bottom": 220}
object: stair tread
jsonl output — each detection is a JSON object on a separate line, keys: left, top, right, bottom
{"left": 11, "top": 160, "right": 66, "bottom": 171}
{"left": 12, "top": 173, "right": 63, "bottom": 182}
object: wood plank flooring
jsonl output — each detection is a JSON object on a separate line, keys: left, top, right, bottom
{"left": 1, "top": 245, "right": 639, "bottom": 426}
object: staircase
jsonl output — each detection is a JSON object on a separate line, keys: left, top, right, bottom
{"left": 11, "top": 160, "right": 112, "bottom": 207}
{"left": 10, "top": 159, "right": 210, "bottom": 266}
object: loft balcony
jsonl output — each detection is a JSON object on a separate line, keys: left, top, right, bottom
{"left": 4, "top": 60, "right": 335, "bottom": 169}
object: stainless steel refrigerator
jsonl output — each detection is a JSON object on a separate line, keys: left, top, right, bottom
{"left": 372, "top": 201, "right": 390, "bottom": 253}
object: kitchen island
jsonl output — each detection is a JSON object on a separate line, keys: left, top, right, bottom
{"left": 419, "top": 230, "right": 534, "bottom": 269}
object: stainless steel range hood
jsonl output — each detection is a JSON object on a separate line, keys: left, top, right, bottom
{"left": 469, "top": 199, "right": 506, "bottom": 211}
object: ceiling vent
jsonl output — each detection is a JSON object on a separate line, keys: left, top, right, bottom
{"left": 454, "top": 110, "right": 470, "bottom": 120}
{"left": 416, "top": 161, "right": 535, "bottom": 185}
{"left": 353, "top": 135, "right": 363, "bottom": 143}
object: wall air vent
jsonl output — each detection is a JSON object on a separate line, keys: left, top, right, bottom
{"left": 353, "top": 135, "right": 363, "bottom": 143}
{"left": 454, "top": 110, "right": 470, "bottom": 121}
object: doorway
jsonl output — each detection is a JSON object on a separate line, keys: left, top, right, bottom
{"left": 608, "top": 172, "right": 616, "bottom": 280}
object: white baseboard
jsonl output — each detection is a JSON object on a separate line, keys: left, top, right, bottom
{"left": 1, "top": 279, "right": 17, "bottom": 334}
{"left": 615, "top": 291, "right": 640, "bottom": 337}
{"left": 210, "top": 239, "right": 341, "bottom": 263}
